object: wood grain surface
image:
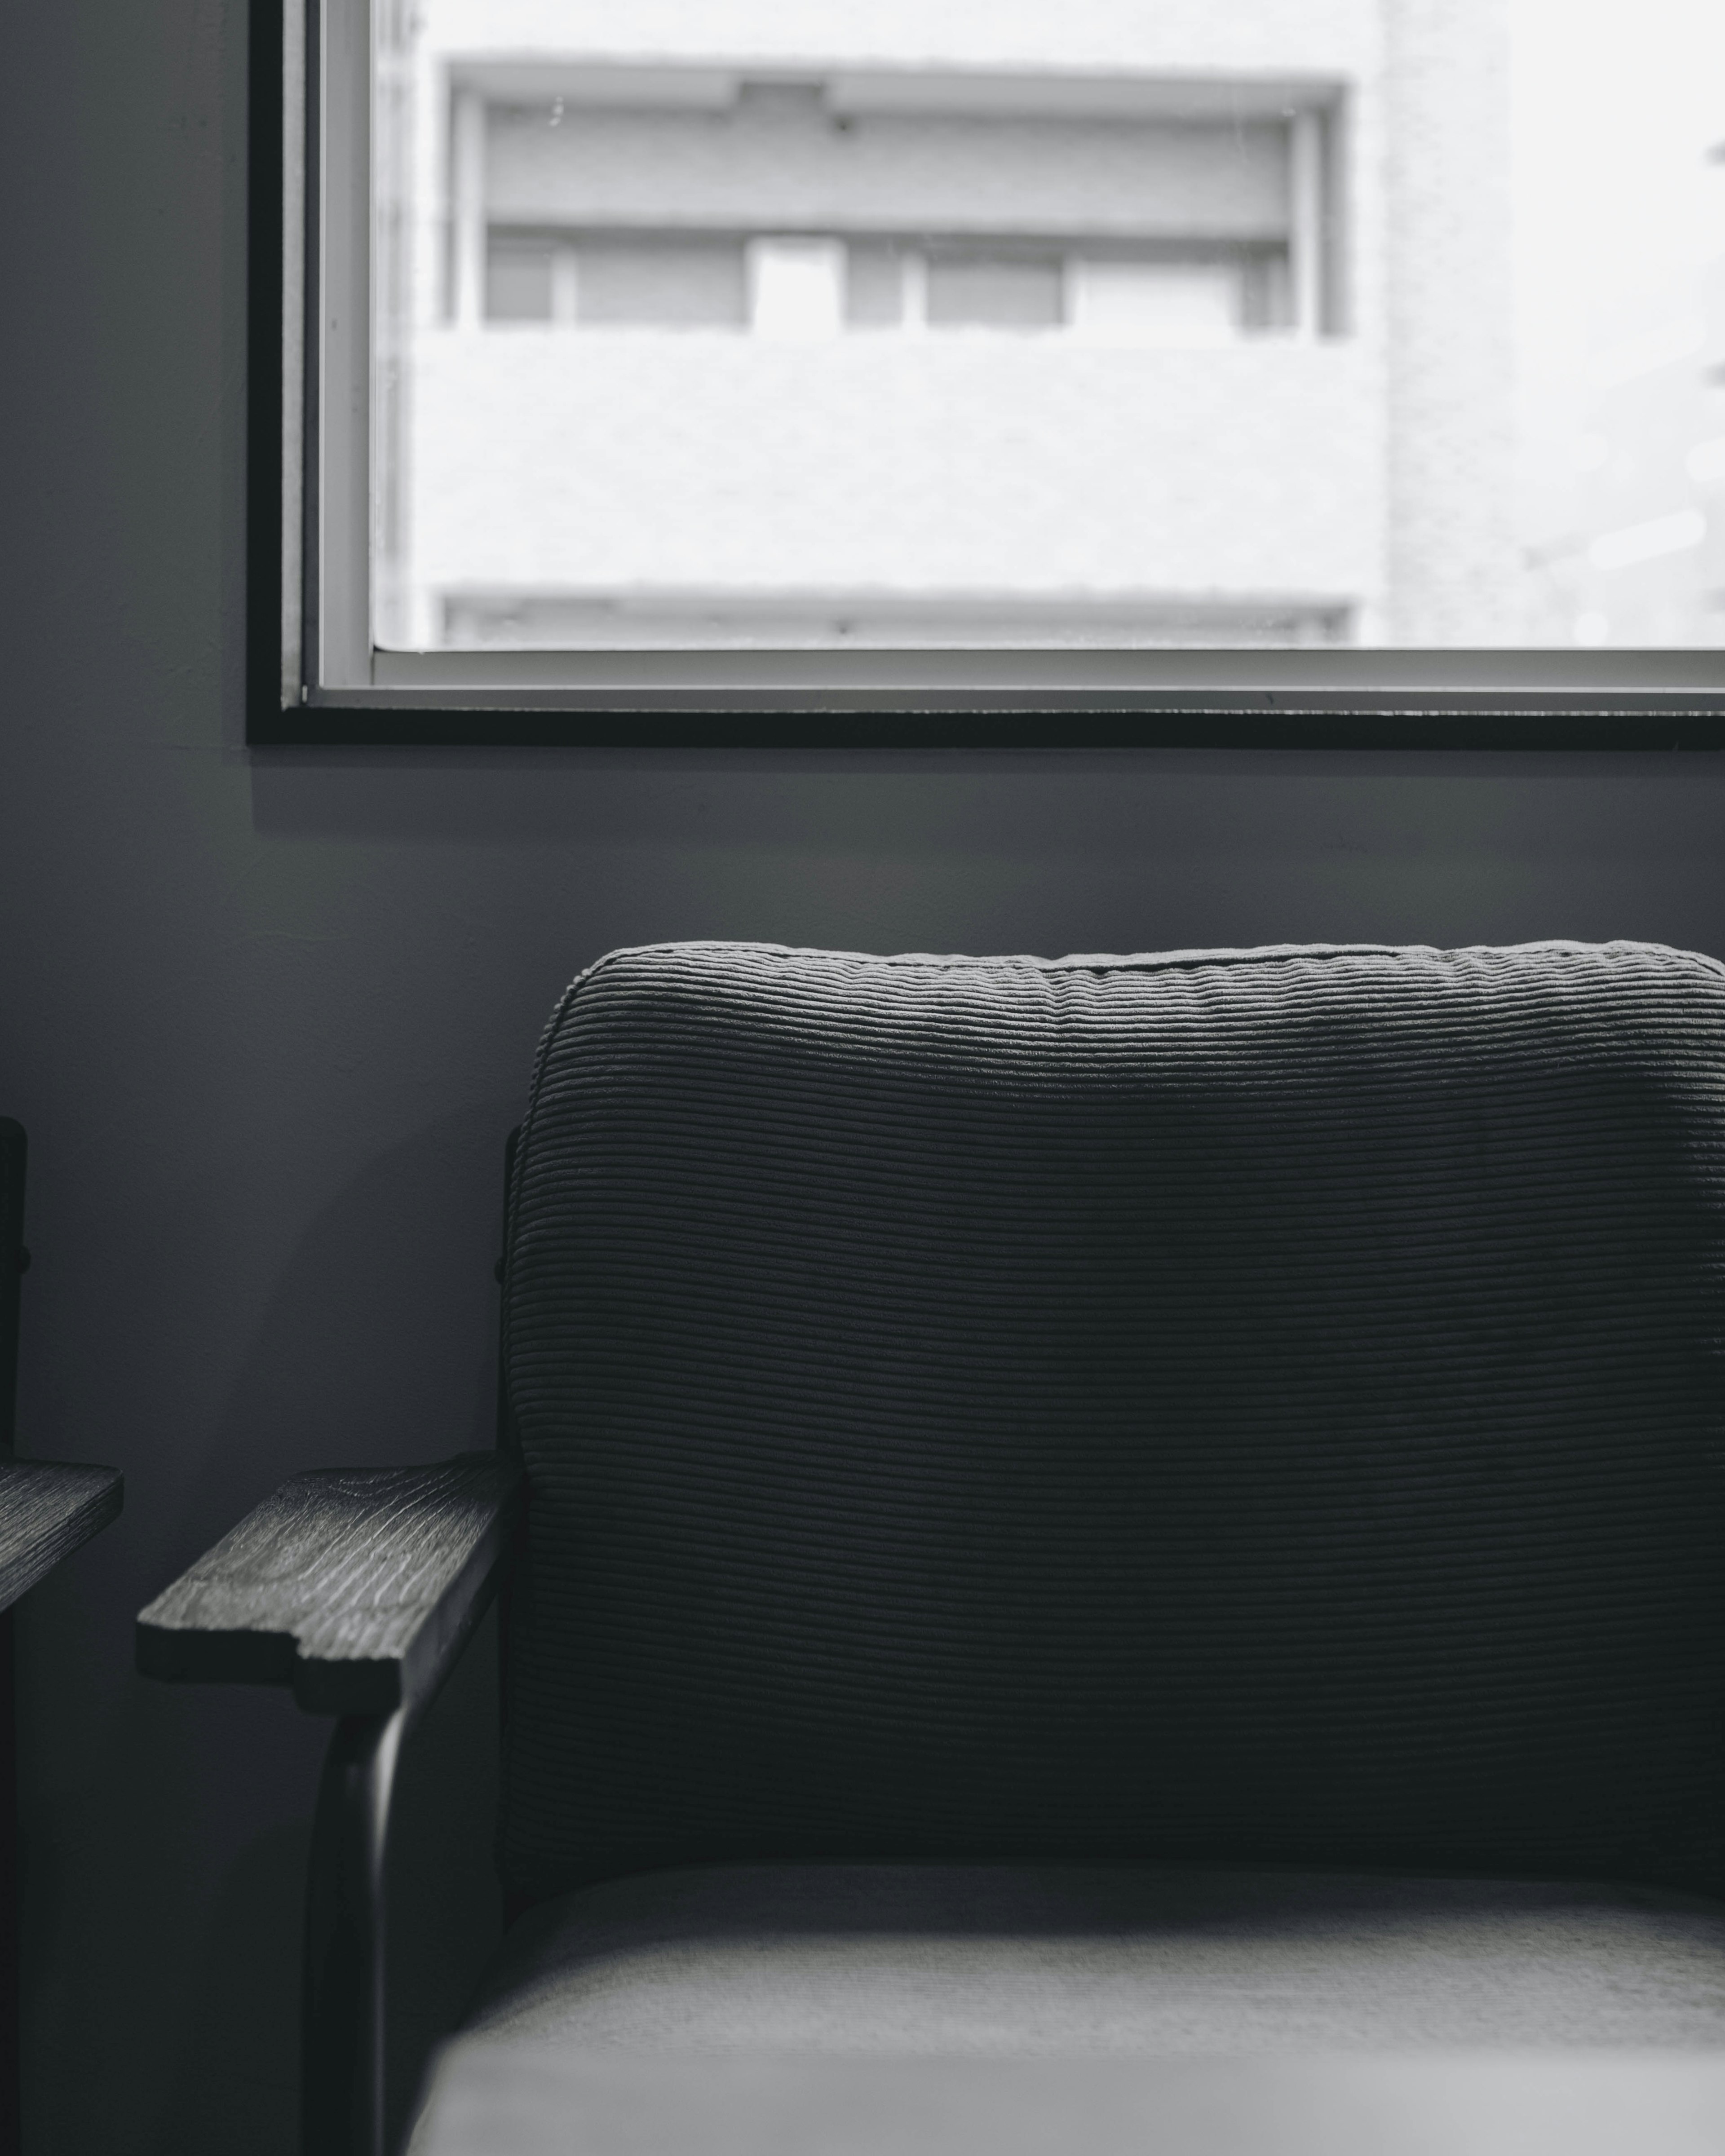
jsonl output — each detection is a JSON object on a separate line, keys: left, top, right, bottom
{"left": 136, "top": 1453, "right": 522, "bottom": 1715}
{"left": 0, "top": 1459, "right": 123, "bottom": 1614}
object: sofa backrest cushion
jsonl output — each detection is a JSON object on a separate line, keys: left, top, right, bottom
{"left": 501, "top": 940, "right": 1725, "bottom": 1905}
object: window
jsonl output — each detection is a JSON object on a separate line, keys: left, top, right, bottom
{"left": 257, "top": 0, "right": 1725, "bottom": 744}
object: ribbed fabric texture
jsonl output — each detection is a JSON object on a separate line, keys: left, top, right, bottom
{"left": 500, "top": 940, "right": 1725, "bottom": 1908}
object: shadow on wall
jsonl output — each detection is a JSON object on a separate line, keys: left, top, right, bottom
{"left": 248, "top": 744, "right": 1725, "bottom": 864}
{"left": 245, "top": 746, "right": 1725, "bottom": 967}
{"left": 148, "top": 1819, "right": 308, "bottom": 2156}
{"left": 172, "top": 1101, "right": 521, "bottom": 1561}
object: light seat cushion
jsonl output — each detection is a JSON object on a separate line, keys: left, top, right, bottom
{"left": 408, "top": 1860, "right": 1725, "bottom": 2148}
{"left": 435, "top": 1862, "right": 1725, "bottom": 2053}
{"left": 410, "top": 2055, "right": 1725, "bottom": 2156}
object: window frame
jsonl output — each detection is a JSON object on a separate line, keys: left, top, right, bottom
{"left": 250, "top": 0, "right": 1725, "bottom": 750}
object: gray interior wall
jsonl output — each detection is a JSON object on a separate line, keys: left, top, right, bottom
{"left": 4, "top": 2, "right": 1725, "bottom": 2152}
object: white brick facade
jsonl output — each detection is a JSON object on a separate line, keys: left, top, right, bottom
{"left": 379, "top": 0, "right": 1515, "bottom": 651}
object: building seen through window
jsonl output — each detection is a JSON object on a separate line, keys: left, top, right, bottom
{"left": 371, "top": 0, "right": 1725, "bottom": 655}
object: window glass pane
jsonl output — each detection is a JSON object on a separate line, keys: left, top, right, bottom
{"left": 575, "top": 239, "right": 749, "bottom": 327}
{"left": 925, "top": 252, "right": 1066, "bottom": 330}
{"left": 749, "top": 239, "right": 845, "bottom": 339}
{"left": 1068, "top": 258, "right": 1240, "bottom": 345}
{"left": 371, "top": 0, "right": 1725, "bottom": 655}
{"left": 484, "top": 240, "right": 554, "bottom": 322}
{"left": 844, "top": 243, "right": 906, "bottom": 328}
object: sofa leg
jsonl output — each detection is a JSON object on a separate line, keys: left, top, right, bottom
{"left": 302, "top": 1706, "right": 407, "bottom": 2156}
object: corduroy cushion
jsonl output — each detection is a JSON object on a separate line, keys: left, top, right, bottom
{"left": 500, "top": 941, "right": 1725, "bottom": 1909}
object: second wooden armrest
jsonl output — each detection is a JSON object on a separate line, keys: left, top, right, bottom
{"left": 135, "top": 1451, "right": 523, "bottom": 1717}
{"left": 0, "top": 1458, "right": 123, "bottom": 1614}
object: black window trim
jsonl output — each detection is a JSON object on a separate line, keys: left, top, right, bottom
{"left": 248, "top": 0, "right": 1725, "bottom": 752}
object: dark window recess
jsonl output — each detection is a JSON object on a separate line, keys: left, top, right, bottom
{"left": 486, "top": 241, "right": 555, "bottom": 322}
{"left": 576, "top": 241, "right": 748, "bottom": 327}
{"left": 845, "top": 244, "right": 905, "bottom": 328}
{"left": 1239, "top": 251, "right": 1294, "bottom": 332}
{"left": 926, "top": 252, "right": 1066, "bottom": 330}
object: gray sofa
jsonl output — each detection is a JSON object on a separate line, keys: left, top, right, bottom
{"left": 139, "top": 941, "right": 1725, "bottom": 2154}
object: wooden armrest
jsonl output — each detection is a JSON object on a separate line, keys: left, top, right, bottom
{"left": 135, "top": 1452, "right": 523, "bottom": 1717}
{"left": 0, "top": 1458, "right": 123, "bottom": 1613}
